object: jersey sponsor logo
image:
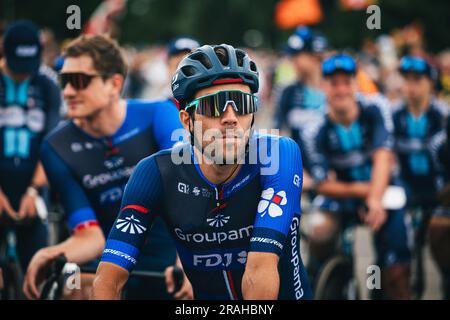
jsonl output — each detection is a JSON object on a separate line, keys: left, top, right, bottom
{"left": 174, "top": 225, "right": 253, "bottom": 244}
{"left": 82, "top": 166, "right": 135, "bottom": 189}
{"left": 293, "top": 174, "right": 301, "bottom": 188}
{"left": 192, "top": 186, "right": 201, "bottom": 196}
{"left": 193, "top": 250, "right": 247, "bottom": 267}
{"left": 207, "top": 213, "right": 230, "bottom": 228}
{"left": 15, "top": 45, "right": 39, "bottom": 57}
{"left": 178, "top": 182, "right": 190, "bottom": 194}
{"left": 249, "top": 237, "right": 283, "bottom": 251}
{"left": 104, "top": 157, "right": 124, "bottom": 170}
{"left": 99, "top": 186, "right": 123, "bottom": 204}
{"left": 0, "top": 106, "right": 45, "bottom": 132}
{"left": 257, "top": 188, "right": 287, "bottom": 218}
{"left": 289, "top": 216, "right": 305, "bottom": 300}
{"left": 115, "top": 214, "right": 147, "bottom": 234}
{"left": 229, "top": 174, "right": 251, "bottom": 193}
{"left": 103, "top": 249, "right": 137, "bottom": 265}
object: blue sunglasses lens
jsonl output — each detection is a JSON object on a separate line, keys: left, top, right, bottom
{"left": 323, "top": 56, "right": 356, "bottom": 75}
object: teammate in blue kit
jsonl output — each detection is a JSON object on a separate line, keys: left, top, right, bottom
{"left": 303, "top": 54, "right": 412, "bottom": 299}
{"left": 22, "top": 35, "right": 191, "bottom": 300}
{"left": 0, "top": 21, "right": 61, "bottom": 272}
{"left": 92, "top": 44, "right": 312, "bottom": 300}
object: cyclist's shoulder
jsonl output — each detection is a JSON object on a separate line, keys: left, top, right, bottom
{"left": 430, "top": 98, "right": 450, "bottom": 117}
{"left": 357, "top": 92, "right": 392, "bottom": 111}
{"left": 44, "top": 120, "right": 73, "bottom": 143}
{"left": 127, "top": 98, "right": 177, "bottom": 114}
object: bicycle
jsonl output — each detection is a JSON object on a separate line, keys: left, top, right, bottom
{"left": 305, "top": 186, "right": 407, "bottom": 300}
{"left": 0, "top": 226, "right": 24, "bottom": 300}
{"left": 40, "top": 254, "right": 185, "bottom": 300}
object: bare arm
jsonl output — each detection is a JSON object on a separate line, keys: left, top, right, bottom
{"left": 367, "top": 148, "right": 393, "bottom": 201}
{"left": 23, "top": 227, "right": 105, "bottom": 299}
{"left": 91, "top": 262, "right": 129, "bottom": 300}
{"left": 242, "top": 252, "right": 279, "bottom": 300}
{"left": 316, "top": 180, "right": 370, "bottom": 199}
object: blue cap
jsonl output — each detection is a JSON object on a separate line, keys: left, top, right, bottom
{"left": 3, "top": 20, "right": 41, "bottom": 74}
{"left": 285, "top": 26, "right": 328, "bottom": 55}
{"left": 322, "top": 54, "right": 357, "bottom": 76}
{"left": 399, "top": 56, "right": 436, "bottom": 80}
{"left": 168, "top": 37, "right": 200, "bottom": 57}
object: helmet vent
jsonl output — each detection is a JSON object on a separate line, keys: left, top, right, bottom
{"left": 181, "top": 65, "right": 197, "bottom": 77}
{"left": 190, "top": 52, "right": 213, "bottom": 69}
{"left": 236, "top": 50, "right": 245, "bottom": 67}
{"left": 250, "top": 61, "right": 257, "bottom": 72}
{"left": 214, "top": 46, "right": 229, "bottom": 66}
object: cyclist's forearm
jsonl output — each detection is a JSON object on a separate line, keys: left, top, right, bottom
{"left": 48, "top": 228, "right": 105, "bottom": 265}
{"left": 30, "top": 162, "right": 48, "bottom": 187}
{"left": 316, "top": 180, "right": 370, "bottom": 199}
{"left": 91, "top": 262, "right": 129, "bottom": 300}
{"left": 368, "top": 149, "right": 392, "bottom": 201}
{"left": 242, "top": 252, "right": 279, "bottom": 299}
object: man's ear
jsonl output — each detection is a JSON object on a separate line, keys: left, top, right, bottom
{"left": 111, "top": 74, "right": 125, "bottom": 95}
{"left": 179, "top": 110, "right": 191, "bottom": 132}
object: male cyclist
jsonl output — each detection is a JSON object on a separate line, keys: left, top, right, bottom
{"left": 92, "top": 44, "right": 312, "bottom": 300}
{"left": 23, "top": 35, "right": 191, "bottom": 300}
{"left": 392, "top": 55, "right": 449, "bottom": 298}
{"left": 275, "top": 27, "right": 327, "bottom": 177}
{"left": 304, "top": 54, "right": 411, "bottom": 299}
{"left": 0, "top": 21, "right": 61, "bottom": 272}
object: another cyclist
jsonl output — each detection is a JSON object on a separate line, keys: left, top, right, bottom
{"left": 431, "top": 115, "right": 450, "bottom": 299}
{"left": 392, "top": 55, "right": 449, "bottom": 298}
{"left": 23, "top": 35, "right": 192, "bottom": 300}
{"left": 0, "top": 21, "right": 61, "bottom": 272}
{"left": 92, "top": 44, "right": 312, "bottom": 300}
{"left": 304, "top": 54, "right": 411, "bottom": 299}
{"left": 274, "top": 27, "right": 327, "bottom": 183}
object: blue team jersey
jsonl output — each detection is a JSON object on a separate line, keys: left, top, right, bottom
{"left": 0, "top": 72, "right": 61, "bottom": 209}
{"left": 305, "top": 94, "right": 393, "bottom": 183}
{"left": 101, "top": 135, "right": 312, "bottom": 300}
{"left": 40, "top": 99, "right": 183, "bottom": 271}
{"left": 275, "top": 81, "right": 325, "bottom": 170}
{"left": 392, "top": 100, "right": 448, "bottom": 200}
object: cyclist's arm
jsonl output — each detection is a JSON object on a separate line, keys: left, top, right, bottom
{"left": 244, "top": 137, "right": 302, "bottom": 299}
{"left": 91, "top": 262, "right": 129, "bottom": 299}
{"left": 40, "top": 140, "right": 105, "bottom": 263}
{"left": 316, "top": 180, "right": 370, "bottom": 199}
{"left": 92, "top": 155, "right": 162, "bottom": 299}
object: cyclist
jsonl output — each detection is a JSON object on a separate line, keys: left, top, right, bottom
{"left": 0, "top": 21, "right": 61, "bottom": 272}
{"left": 22, "top": 35, "right": 192, "bottom": 300}
{"left": 392, "top": 55, "right": 449, "bottom": 298}
{"left": 430, "top": 115, "right": 450, "bottom": 299}
{"left": 274, "top": 26, "right": 327, "bottom": 184}
{"left": 92, "top": 44, "right": 312, "bottom": 300}
{"left": 303, "top": 54, "right": 411, "bottom": 299}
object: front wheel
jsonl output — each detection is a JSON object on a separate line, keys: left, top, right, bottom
{"left": 314, "top": 255, "right": 360, "bottom": 300}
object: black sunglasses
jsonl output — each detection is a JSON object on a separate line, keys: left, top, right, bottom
{"left": 59, "top": 72, "right": 105, "bottom": 91}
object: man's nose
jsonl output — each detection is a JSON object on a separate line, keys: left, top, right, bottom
{"left": 63, "top": 82, "right": 77, "bottom": 97}
{"left": 220, "top": 104, "right": 238, "bottom": 126}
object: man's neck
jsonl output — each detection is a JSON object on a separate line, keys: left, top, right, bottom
{"left": 194, "top": 147, "right": 242, "bottom": 186}
{"left": 75, "top": 99, "right": 127, "bottom": 138}
{"left": 328, "top": 101, "right": 359, "bottom": 127}
{"left": 407, "top": 95, "right": 430, "bottom": 117}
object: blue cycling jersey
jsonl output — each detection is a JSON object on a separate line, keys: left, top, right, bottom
{"left": 392, "top": 100, "right": 448, "bottom": 203}
{"left": 275, "top": 81, "right": 325, "bottom": 170}
{"left": 305, "top": 94, "right": 393, "bottom": 183}
{"left": 0, "top": 72, "right": 61, "bottom": 209}
{"left": 101, "top": 135, "right": 312, "bottom": 300}
{"left": 40, "top": 99, "right": 183, "bottom": 271}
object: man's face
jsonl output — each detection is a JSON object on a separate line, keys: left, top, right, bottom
{"left": 180, "top": 83, "right": 254, "bottom": 164}
{"left": 323, "top": 72, "right": 357, "bottom": 114}
{"left": 402, "top": 72, "right": 432, "bottom": 104}
{"left": 61, "top": 55, "right": 119, "bottom": 119}
{"left": 292, "top": 52, "right": 321, "bottom": 76}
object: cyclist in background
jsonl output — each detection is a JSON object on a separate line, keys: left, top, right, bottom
{"left": 0, "top": 21, "right": 61, "bottom": 272}
{"left": 23, "top": 34, "right": 192, "bottom": 300}
{"left": 274, "top": 27, "right": 327, "bottom": 184}
{"left": 303, "top": 54, "right": 412, "bottom": 299}
{"left": 392, "top": 55, "right": 449, "bottom": 299}
{"left": 92, "top": 44, "right": 312, "bottom": 300}
{"left": 431, "top": 115, "right": 450, "bottom": 299}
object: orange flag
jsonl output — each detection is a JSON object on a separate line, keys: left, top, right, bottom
{"left": 275, "top": 0, "right": 322, "bottom": 29}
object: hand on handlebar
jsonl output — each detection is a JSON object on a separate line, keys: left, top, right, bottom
{"left": 23, "top": 247, "right": 65, "bottom": 300}
{"left": 165, "top": 265, "right": 193, "bottom": 300}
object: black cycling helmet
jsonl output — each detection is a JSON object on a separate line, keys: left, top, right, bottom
{"left": 171, "top": 44, "right": 259, "bottom": 109}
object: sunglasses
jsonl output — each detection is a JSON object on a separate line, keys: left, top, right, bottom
{"left": 322, "top": 55, "right": 356, "bottom": 76}
{"left": 399, "top": 56, "right": 429, "bottom": 74}
{"left": 59, "top": 72, "right": 105, "bottom": 91}
{"left": 185, "top": 90, "right": 259, "bottom": 117}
